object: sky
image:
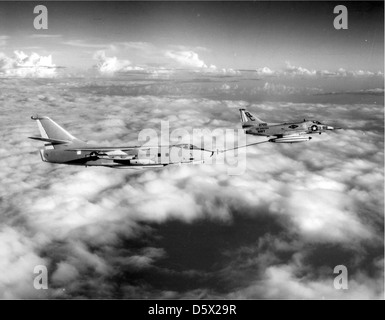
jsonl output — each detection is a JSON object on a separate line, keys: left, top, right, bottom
{"left": 0, "top": 1, "right": 383, "bottom": 73}
{"left": 0, "top": 1, "right": 384, "bottom": 299}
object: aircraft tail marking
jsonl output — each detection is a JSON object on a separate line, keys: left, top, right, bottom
{"left": 239, "top": 109, "right": 265, "bottom": 124}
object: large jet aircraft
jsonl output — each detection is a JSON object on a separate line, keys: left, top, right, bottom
{"left": 29, "top": 115, "right": 214, "bottom": 169}
{"left": 239, "top": 109, "right": 339, "bottom": 143}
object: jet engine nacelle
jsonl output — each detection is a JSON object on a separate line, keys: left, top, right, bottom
{"left": 270, "top": 136, "right": 312, "bottom": 143}
{"left": 130, "top": 159, "right": 156, "bottom": 165}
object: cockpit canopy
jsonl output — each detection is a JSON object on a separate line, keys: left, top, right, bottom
{"left": 312, "top": 120, "right": 322, "bottom": 124}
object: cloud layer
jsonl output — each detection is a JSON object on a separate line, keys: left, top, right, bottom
{"left": 0, "top": 75, "right": 383, "bottom": 299}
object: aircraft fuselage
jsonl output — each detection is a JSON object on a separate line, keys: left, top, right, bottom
{"left": 40, "top": 145, "right": 213, "bottom": 168}
{"left": 243, "top": 121, "right": 329, "bottom": 137}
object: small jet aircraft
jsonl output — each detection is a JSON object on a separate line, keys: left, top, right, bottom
{"left": 29, "top": 115, "right": 214, "bottom": 169}
{"left": 239, "top": 109, "right": 339, "bottom": 143}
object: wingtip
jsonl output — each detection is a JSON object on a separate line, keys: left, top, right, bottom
{"left": 31, "top": 115, "right": 49, "bottom": 120}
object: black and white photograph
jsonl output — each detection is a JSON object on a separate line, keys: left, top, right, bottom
{"left": 0, "top": 0, "right": 383, "bottom": 301}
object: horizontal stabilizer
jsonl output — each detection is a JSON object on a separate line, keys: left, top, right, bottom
{"left": 28, "top": 136, "right": 71, "bottom": 144}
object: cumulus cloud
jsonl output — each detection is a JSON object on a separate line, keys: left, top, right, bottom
{"left": 278, "top": 189, "right": 374, "bottom": 243}
{"left": 165, "top": 50, "right": 216, "bottom": 70}
{"left": 88, "top": 42, "right": 219, "bottom": 74}
{"left": 252, "top": 63, "right": 383, "bottom": 79}
{"left": 93, "top": 50, "right": 144, "bottom": 74}
{"left": 0, "top": 50, "right": 56, "bottom": 77}
{"left": 220, "top": 68, "right": 240, "bottom": 75}
{"left": 0, "top": 227, "right": 49, "bottom": 299}
{"left": 83, "top": 40, "right": 384, "bottom": 79}
{"left": 335, "top": 68, "right": 384, "bottom": 77}
{"left": 284, "top": 61, "right": 316, "bottom": 76}
{"left": 0, "top": 75, "right": 382, "bottom": 299}
{"left": 256, "top": 67, "right": 275, "bottom": 75}
{"left": 228, "top": 259, "right": 383, "bottom": 299}
{"left": 91, "top": 45, "right": 238, "bottom": 77}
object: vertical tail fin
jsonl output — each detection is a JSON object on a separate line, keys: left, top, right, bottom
{"left": 239, "top": 109, "right": 265, "bottom": 124}
{"left": 29, "top": 115, "right": 85, "bottom": 149}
